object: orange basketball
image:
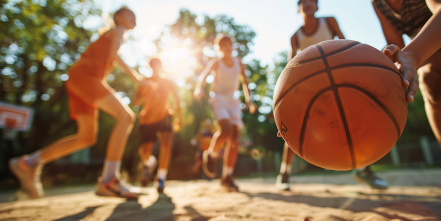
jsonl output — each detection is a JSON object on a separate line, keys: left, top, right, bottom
{"left": 273, "top": 39, "right": 408, "bottom": 171}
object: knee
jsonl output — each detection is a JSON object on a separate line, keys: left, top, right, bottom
{"left": 119, "top": 108, "right": 136, "bottom": 125}
{"left": 79, "top": 133, "right": 97, "bottom": 147}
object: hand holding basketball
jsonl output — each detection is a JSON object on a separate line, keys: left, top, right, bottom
{"left": 383, "top": 44, "right": 418, "bottom": 103}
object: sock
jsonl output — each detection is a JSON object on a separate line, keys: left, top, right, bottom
{"left": 144, "top": 155, "right": 156, "bottom": 167}
{"left": 280, "top": 162, "right": 291, "bottom": 174}
{"left": 100, "top": 161, "right": 120, "bottom": 184}
{"left": 222, "top": 166, "right": 234, "bottom": 178}
{"left": 24, "top": 151, "right": 43, "bottom": 167}
{"left": 357, "top": 167, "right": 367, "bottom": 172}
{"left": 157, "top": 168, "right": 167, "bottom": 181}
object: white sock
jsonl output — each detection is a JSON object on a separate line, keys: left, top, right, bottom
{"left": 100, "top": 161, "right": 120, "bottom": 183}
{"left": 157, "top": 168, "right": 167, "bottom": 181}
{"left": 222, "top": 166, "right": 234, "bottom": 178}
{"left": 280, "top": 162, "right": 291, "bottom": 174}
{"left": 24, "top": 151, "right": 44, "bottom": 167}
{"left": 145, "top": 156, "right": 156, "bottom": 167}
{"left": 358, "top": 167, "right": 367, "bottom": 172}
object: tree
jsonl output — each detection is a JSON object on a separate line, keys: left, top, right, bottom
{"left": 0, "top": 0, "right": 102, "bottom": 159}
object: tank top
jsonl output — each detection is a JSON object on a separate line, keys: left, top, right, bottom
{"left": 69, "top": 30, "right": 118, "bottom": 79}
{"left": 373, "top": 0, "right": 432, "bottom": 38}
{"left": 296, "top": 17, "right": 334, "bottom": 51}
{"left": 213, "top": 58, "right": 241, "bottom": 96}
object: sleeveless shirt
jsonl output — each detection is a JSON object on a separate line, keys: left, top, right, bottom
{"left": 213, "top": 58, "right": 241, "bottom": 96}
{"left": 296, "top": 17, "right": 334, "bottom": 51}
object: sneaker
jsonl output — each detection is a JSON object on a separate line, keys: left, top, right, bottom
{"left": 157, "top": 178, "right": 165, "bottom": 193}
{"left": 96, "top": 178, "right": 140, "bottom": 200}
{"left": 275, "top": 173, "right": 290, "bottom": 191}
{"left": 202, "top": 151, "right": 216, "bottom": 178}
{"left": 354, "top": 167, "right": 389, "bottom": 190}
{"left": 9, "top": 157, "right": 44, "bottom": 198}
{"left": 221, "top": 176, "right": 239, "bottom": 192}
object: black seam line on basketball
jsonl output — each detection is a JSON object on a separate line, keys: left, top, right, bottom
{"left": 285, "top": 42, "right": 361, "bottom": 68}
{"left": 317, "top": 45, "right": 357, "bottom": 170}
{"left": 274, "top": 63, "right": 401, "bottom": 110}
{"left": 332, "top": 63, "right": 403, "bottom": 78}
{"left": 298, "top": 86, "right": 332, "bottom": 158}
{"left": 274, "top": 70, "right": 327, "bottom": 109}
{"left": 337, "top": 83, "right": 401, "bottom": 138}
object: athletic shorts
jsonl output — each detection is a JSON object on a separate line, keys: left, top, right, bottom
{"left": 66, "top": 68, "right": 114, "bottom": 119}
{"left": 139, "top": 115, "right": 173, "bottom": 144}
{"left": 210, "top": 94, "right": 243, "bottom": 128}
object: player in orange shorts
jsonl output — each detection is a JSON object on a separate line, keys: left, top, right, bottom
{"left": 133, "top": 57, "right": 182, "bottom": 193}
{"left": 9, "top": 7, "right": 147, "bottom": 199}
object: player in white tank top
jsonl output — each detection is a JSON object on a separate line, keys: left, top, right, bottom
{"left": 194, "top": 35, "right": 256, "bottom": 191}
{"left": 277, "top": 0, "right": 389, "bottom": 191}
{"left": 296, "top": 17, "right": 334, "bottom": 51}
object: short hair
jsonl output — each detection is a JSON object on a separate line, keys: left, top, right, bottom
{"left": 149, "top": 57, "right": 162, "bottom": 68}
{"left": 113, "top": 7, "right": 133, "bottom": 25}
{"left": 215, "top": 34, "right": 232, "bottom": 49}
{"left": 298, "top": 0, "right": 318, "bottom": 5}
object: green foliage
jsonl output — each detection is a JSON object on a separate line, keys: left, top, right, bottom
{"left": 0, "top": 0, "right": 101, "bottom": 153}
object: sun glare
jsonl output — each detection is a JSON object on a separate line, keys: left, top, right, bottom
{"left": 158, "top": 36, "right": 200, "bottom": 83}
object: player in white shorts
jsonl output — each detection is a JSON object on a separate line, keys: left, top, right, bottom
{"left": 194, "top": 35, "right": 256, "bottom": 191}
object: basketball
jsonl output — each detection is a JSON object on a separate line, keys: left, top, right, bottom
{"left": 273, "top": 39, "right": 408, "bottom": 171}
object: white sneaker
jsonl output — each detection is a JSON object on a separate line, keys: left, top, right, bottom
{"left": 9, "top": 157, "right": 44, "bottom": 198}
{"left": 96, "top": 178, "right": 140, "bottom": 200}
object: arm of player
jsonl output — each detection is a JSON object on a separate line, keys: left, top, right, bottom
{"left": 194, "top": 59, "right": 217, "bottom": 100}
{"left": 371, "top": 1, "right": 405, "bottom": 48}
{"left": 326, "top": 17, "right": 345, "bottom": 39}
{"left": 382, "top": 1, "right": 441, "bottom": 103}
{"left": 239, "top": 59, "right": 256, "bottom": 114}
{"left": 289, "top": 33, "right": 298, "bottom": 60}
{"left": 108, "top": 27, "right": 144, "bottom": 83}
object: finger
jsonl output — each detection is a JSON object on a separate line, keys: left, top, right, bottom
{"left": 382, "top": 44, "right": 400, "bottom": 62}
{"left": 406, "top": 72, "right": 419, "bottom": 103}
{"left": 401, "top": 66, "right": 413, "bottom": 88}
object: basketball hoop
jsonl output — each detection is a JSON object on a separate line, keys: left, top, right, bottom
{"left": 0, "top": 102, "right": 34, "bottom": 131}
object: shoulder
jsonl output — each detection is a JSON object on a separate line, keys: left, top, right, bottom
{"left": 208, "top": 58, "right": 219, "bottom": 69}
{"left": 324, "top": 17, "right": 339, "bottom": 26}
{"left": 103, "top": 27, "right": 124, "bottom": 40}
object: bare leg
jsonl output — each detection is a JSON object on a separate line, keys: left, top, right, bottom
{"left": 39, "top": 113, "right": 98, "bottom": 163}
{"left": 95, "top": 93, "right": 135, "bottom": 161}
{"left": 208, "top": 119, "right": 232, "bottom": 154}
{"left": 139, "top": 142, "right": 155, "bottom": 163}
{"left": 157, "top": 131, "right": 173, "bottom": 171}
{"left": 223, "top": 125, "right": 238, "bottom": 178}
{"left": 276, "top": 142, "right": 295, "bottom": 191}
{"left": 279, "top": 142, "right": 295, "bottom": 174}
{"left": 419, "top": 51, "right": 441, "bottom": 146}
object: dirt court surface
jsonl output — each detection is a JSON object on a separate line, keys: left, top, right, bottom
{"left": 1, "top": 169, "right": 441, "bottom": 221}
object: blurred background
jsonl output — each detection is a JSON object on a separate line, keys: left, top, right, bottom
{"left": 1, "top": 0, "right": 440, "bottom": 188}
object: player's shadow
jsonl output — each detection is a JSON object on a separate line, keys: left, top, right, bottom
{"left": 106, "top": 193, "right": 176, "bottom": 221}
{"left": 55, "top": 206, "right": 101, "bottom": 221}
{"left": 240, "top": 190, "right": 441, "bottom": 217}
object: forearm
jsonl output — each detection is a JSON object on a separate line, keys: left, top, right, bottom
{"left": 116, "top": 55, "right": 142, "bottom": 82}
{"left": 402, "top": 7, "right": 441, "bottom": 67}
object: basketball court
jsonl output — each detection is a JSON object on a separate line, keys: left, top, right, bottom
{"left": 1, "top": 169, "right": 440, "bottom": 220}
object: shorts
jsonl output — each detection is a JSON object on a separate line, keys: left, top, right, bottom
{"left": 210, "top": 94, "right": 243, "bottom": 128}
{"left": 66, "top": 67, "right": 114, "bottom": 119}
{"left": 139, "top": 115, "right": 173, "bottom": 144}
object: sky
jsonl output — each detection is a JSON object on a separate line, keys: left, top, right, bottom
{"left": 93, "top": 0, "right": 410, "bottom": 72}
